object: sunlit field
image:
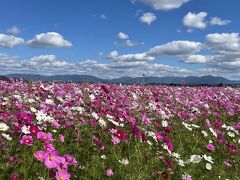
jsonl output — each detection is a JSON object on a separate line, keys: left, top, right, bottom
{"left": 0, "top": 79, "right": 239, "bottom": 179}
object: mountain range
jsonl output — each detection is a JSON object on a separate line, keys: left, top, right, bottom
{"left": 2, "top": 74, "right": 240, "bottom": 85}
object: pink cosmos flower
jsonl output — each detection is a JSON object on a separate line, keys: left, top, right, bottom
{"left": 223, "top": 161, "right": 232, "bottom": 167}
{"left": 44, "top": 152, "right": 61, "bottom": 169}
{"left": 52, "top": 120, "right": 61, "bottom": 129}
{"left": 37, "top": 132, "right": 54, "bottom": 143}
{"left": 155, "top": 132, "right": 163, "bottom": 142}
{"left": 142, "top": 114, "right": 151, "bottom": 125}
{"left": 106, "top": 168, "right": 114, "bottom": 177}
{"left": 205, "top": 119, "right": 211, "bottom": 128}
{"left": 207, "top": 143, "right": 215, "bottom": 151}
{"left": 20, "top": 135, "right": 33, "bottom": 146}
{"left": 59, "top": 135, "right": 65, "bottom": 142}
{"left": 56, "top": 170, "right": 71, "bottom": 180}
{"left": 44, "top": 143, "right": 55, "bottom": 152}
{"left": 57, "top": 157, "right": 68, "bottom": 170}
{"left": 182, "top": 175, "right": 192, "bottom": 180}
{"left": 34, "top": 150, "right": 47, "bottom": 162}
{"left": 111, "top": 136, "right": 120, "bottom": 144}
{"left": 63, "top": 154, "right": 78, "bottom": 166}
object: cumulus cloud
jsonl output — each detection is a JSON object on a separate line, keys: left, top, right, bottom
{"left": 183, "top": 12, "right": 208, "bottom": 29}
{"left": 107, "top": 51, "right": 119, "bottom": 59}
{"left": 182, "top": 55, "right": 213, "bottom": 64}
{"left": 139, "top": 12, "right": 157, "bottom": 25}
{"left": 0, "top": 34, "right": 24, "bottom": 48}
{"left": 148, "top": 40, "right": 202, "bottom": 56}
{"left": 206, "top": 33, "right": 240, "bottom": 54}
{"left": 26, "top": 32, "right": 72, "bottom": 48}
{"left": 7, "top": 26, "right": 21, "bottom": 35}
{"left": 131, "top": 0, "right": 190, "bottom": 10}
{"left": 117, "top": 32, "right": 129, "bottom": 40}
{"left": 114, "top": 53, "right": 155, "bottom": 62}
{"left": 210, "top": 17, "right": 231, "bottom": 26}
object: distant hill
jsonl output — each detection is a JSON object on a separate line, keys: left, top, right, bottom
{"left": 5, "top": 74, "right": 240, "bottom": 85}
{"left": 0, "top": 76, "right": 9, "bottom": 81}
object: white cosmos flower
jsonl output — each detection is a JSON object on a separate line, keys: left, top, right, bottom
{"left": 202, "top": 154, "right": 214, "bottom": 164}
{"left": 227, "top": 131, "right": 235, "bottom": 137}
{"left": 201, "top": 130, "right": 208, "bottom": 137}
{"left": 99, "top": 118, "right": 107, "bottom": 127}
{"left": 30, "top": 107, "right": 37, "bottom": 113}
{"left": 21, "top": 125, "right": 30, "bottom": 134}
{"left": 101, "top": 155, "right": 107, "bottom": 159}
{"left": 162, "top": 120, "right": 168, "bottom": 127}
{"left": 89, "top": 94, "right": 95, "bottom": 101}
{"left": 189, "top": 154, "right": 202, "bottom": 164}
{"left": 45, "top": 99, "right": 54, "bottom": 105}
{"left": 91, "top": 112, "right": 99, "bottom": 120}
{"left": 1, "top": 133, "right": 12, "bottom": 141}
{"left": 0, "top": 122, "right": 9, "bottom": 131}
{"left": 206, "top": 163, "right": 212, "bottom": 170}
{"left": 118, "top": 159, "right": 129, "bottom": 165}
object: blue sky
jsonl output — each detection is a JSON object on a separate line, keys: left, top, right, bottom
{"left": 0, "top": 0, "right": 240, "bottom": 79}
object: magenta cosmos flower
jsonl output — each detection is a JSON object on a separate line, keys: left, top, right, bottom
{"left": 56, "top": 169, "right": 71, "bottom": 180}
{"left": 34, "top": 150, "right": 47, "bottom": 162}
{"left": 20, "top": 135, "right": 33, "bottom": 146}
{"left": 29, "top": 125, "right": 40, "bottom": 136}
{"left": 207, "top": 143, "right": 216, "bottom": 152}
{"left": 37, "top": 132, "right": 54, "bottom": 143}
{"left": 17, "top": 112, "right": 33, "bottom": 124}
{"left": 116, "top": 130, "right": 128, "bottom": 140}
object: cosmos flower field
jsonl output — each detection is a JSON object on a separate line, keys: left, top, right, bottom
{"left": 0, "top": 79, "right": 239, "bottom": 180}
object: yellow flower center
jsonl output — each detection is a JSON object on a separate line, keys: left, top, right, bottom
{"left": 43, "top": 136, "right": 47, "bottom": 140}
{"left": 60, "top": 176, "right": 64, "bottom": 180}
{"left": 49, "top": 156, "right": 54, "bottom": 161}
{"left": 117, "top": 133, "right": 121, "bottom": 137}
{"left": 38, "top": 154, "right": 42, "bottom": 158}
{"left": 25, "top": 139, "right": 30, "bottom": 143}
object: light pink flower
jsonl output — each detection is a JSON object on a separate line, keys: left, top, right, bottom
{"left": 111, "top": 136, "right": 120, "bottom": 144}
{"left": 34, "top": 150, "right": 47, "bottom": 162}
{"left": 106, "top": 168, "right": 113, "bottom": 177}
{"left": 59, "top": 135, "right": 65, "bottom": 142}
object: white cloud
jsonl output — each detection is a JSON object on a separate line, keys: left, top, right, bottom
{"left": 131, "top": 0, "right": 190, "bottom": 10}
{"left": 107, "top": 51, "right": 119, "bottom": 59}
{"left": 183, "top": 12, "right": 208, "bottom": 29}
{"left": 7, "top": 26, "right": 21, "bottom": 35}
{"left": 100, "top": 14, "right": 107, "bottom": 20}
{"left": 206, "top": 33, "right": 240, "bottom": 54}
{"left": 26, "top": 32, "right": 72, "bottom": 48}
{"left": 117, "top": 32, "right": 129, "bottom": 40}
{"left": 148, "top": 40, "right": 202, "bottom": 56}
{"left": 0, "top": 34, "right": 24, "bottom": 48}
{"left": 139, "top": 12, "right": 157, "bottom": 25}
{"left": 210, "top": 17, "right": 231, "bottom": 26}
{"left": 114, "top": 53, "right": 155, "bottom": 62}
{"left": 183, "top": 55, "right": 213, "bottom": 64}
